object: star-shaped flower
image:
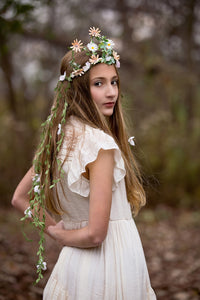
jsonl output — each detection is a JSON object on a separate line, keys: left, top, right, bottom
{"left": 71, "top": 39, "right": 83, "bottom": 53}
{"left": 89, "top": 27, "right": 101, "bottom": 37}
{"left": 89, "top": 54, "right": 101, "bottom": 65}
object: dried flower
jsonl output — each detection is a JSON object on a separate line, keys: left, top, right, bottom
{"left": 89, "top": 54, "right": 101, "bottom": 65}
{"left": 89, "top": 27, "right": 101, "bottom": 37}
{"left": 71, "top": 39, "right": 83, "bottom": 53}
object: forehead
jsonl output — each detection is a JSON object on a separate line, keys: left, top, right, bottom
{"left": 89, "top": 63, "right": 117, "bottom": 79}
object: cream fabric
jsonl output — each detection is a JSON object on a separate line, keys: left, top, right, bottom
{"left": 43, "top": 116, "right": 156, "bottom": 300}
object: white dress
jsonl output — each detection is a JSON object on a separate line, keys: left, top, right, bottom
{"left": 43, "top": 116, "right": 156, "bottom": 300}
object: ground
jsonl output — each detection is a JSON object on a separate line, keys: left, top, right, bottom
{"left": 0, "top": 206, "right": 200, "bottom": 300}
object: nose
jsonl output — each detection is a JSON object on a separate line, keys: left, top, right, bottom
{"left": 106, "top": 83, "right": 117, "bottom": 98}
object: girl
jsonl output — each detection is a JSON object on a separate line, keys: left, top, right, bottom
{"left": 12, "top": 27, "right": 156, "bottom": 299}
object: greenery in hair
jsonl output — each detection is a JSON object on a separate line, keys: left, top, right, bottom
{"left": 20, "top": 82, "right": 68, "bottom": 284}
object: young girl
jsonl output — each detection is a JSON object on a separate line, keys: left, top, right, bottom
{"left": 12, "top": 27, "right": 156, "bottom": 299}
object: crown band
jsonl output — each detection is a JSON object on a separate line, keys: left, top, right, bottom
{"left": 59, "top": 27, "right": 120, "bottom": 82}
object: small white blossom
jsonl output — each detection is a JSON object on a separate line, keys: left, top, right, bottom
{"left": 33, "top": 173, "right": 40, "bottom": 183}
{"left": 24, "top": 207, "right": 33, "bottom": 218}
{"left": 106, "top": 39, "right": 115, "bottom": 49}
{"left": 83, "top": 62, "right": 91, "bottom": 72}
{"left": 59, "top": 71, "right": 66, "bottom": 81}
{"left": 116, "top": 60, "right": 120, "bottom": 68}
{"left": 34, "top": 185, "right": 40, "bottom": 194}
{"left": 87, "top": 42, "right": 98, "bottom": 52}
{"left": 57, "top": 123, "right": 62, "bottom": 135}
{"left": 128, "top": 136, "right": 135, "bottom": 146}
{"left": 37, "top": 261, "right": 47, "bottom": 271}
{"left": 106, "top": 56, "right": 112, "bottom": 62}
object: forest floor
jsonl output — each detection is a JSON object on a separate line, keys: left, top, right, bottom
{"left": 0, "top": 206, "right": 200, "bottom": 300}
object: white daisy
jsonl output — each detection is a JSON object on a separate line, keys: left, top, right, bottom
{"left": 106, "top": 39, "right": 115, "bottom": 49}
{"left": 87, "top": 42, "right": 98, "bottom": 52}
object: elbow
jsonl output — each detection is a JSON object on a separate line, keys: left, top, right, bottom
{"left": 88, "top": 230, "right": 107, "bottom": 247}
{"left": 11, "top": 196, "right": 18, "bottom": 208}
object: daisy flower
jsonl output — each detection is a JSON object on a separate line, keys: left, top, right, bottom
{"left": 83, "top": 62, "right": 91, "bottom": 72}
{"left": 87, "top": 42, "right": 98, "bottom": 52}
{"left": 71, "top": 39, "right": 83, "bottom": 53}
{"left": 106, "top": 39, "right": 115, "bottom": 49}
{"left": 89, "top": 54, "right": 101, "bottom": 65}
{"left": 89, "top": 27, "right": 101, "bottom": 37}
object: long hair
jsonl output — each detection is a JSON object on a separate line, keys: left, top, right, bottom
{"left": 35, "top": 50, "right": 146, "bottom": 216}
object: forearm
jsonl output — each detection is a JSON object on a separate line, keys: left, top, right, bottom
{"left": 47, "top": 224, "right": 104, "bottom": 248}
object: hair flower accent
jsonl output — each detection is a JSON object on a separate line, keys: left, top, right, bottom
{"left": 83, "top": 62, "right": 91, "bottom": 72}
{"left": 34, "top": 185, "right": 40, "bottom": 194}
{"left": 37, "top": 261, "right": 47, "bottom": 271}
{"left": 24, "top": 206, "right": 33, "bottom": 218}
{"left": 59, "top": 71, "right": 66, "bottom": 81}
{"left": 128, "top": 136, "right": 135, "bottom": 146}
{"left": 113, "top": 51, "right": 120, "bottom": 61}
{"left": 89, "top": 27, "right": 101, "bottom": 37}
{"left": 87, "top": 42, "right": 98, "bottom": 52}
{"left": 106, "top": 39, "right": 115, "bottom": 49}
{"left": 57, "top": 123, "right": 62, "bottom": 135}
{"left": 89, "top": 54, "right": 101, "bottom": 65}
{"left": 71, "top": 39, "right": 83, "bottom": 53}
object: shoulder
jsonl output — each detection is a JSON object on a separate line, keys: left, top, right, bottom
{"left": 65, "top": 116, "right": 118, "bottom": 150}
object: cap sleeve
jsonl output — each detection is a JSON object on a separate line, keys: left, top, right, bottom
{"left": 62, "top": 126, "right": 126, "bottom": 197}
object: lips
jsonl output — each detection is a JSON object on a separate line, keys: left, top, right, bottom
{"left": 103, "top": 102, "right": 115, "bottom": 107}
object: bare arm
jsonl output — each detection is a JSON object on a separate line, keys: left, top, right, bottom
{"left": 11, "top": 167, "right": 56, "bottom": 230}
{"left": 47, "top": 149, "right": 114, "bottom": 248}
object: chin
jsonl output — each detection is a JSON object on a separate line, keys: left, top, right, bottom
{"left": 101, "top": 109, "right": 114, "bottom": 117}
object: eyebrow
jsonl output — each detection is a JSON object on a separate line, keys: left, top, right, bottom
{"left": 91, "top": 75, "right": 118, "bottom": 81}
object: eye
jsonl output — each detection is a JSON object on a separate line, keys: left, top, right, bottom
{"left": 111, "top": 80, "right": 118, "bottom": 86}
{"left": 94, "top": 81, "right": 102, "bottom": 87}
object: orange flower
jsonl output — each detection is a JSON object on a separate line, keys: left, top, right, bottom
{"left": 89, "top": 27, "right": 101, "bottom": 37}
{"left": 71, "top": 39, "right": 83, "bottom": 53}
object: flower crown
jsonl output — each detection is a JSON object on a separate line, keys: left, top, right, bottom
{"left": 59, "top": 27, "right": 120, "bottom": 82}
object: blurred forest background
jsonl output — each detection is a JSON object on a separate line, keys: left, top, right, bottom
{"left": 0, "top": 0, "right": 200, "bottom": 299}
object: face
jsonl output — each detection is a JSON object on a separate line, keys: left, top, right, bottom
{"left": 89, "top": 63, "right": 119, "bottom": 116}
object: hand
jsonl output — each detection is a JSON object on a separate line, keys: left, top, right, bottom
{"left": 47, "top": 220, "right": 65, "bottom": 243}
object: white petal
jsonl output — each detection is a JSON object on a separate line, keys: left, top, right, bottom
{"left": 128, "top": 136, "right": 135, "bottom": 146}
{"left": 59, "top": 71, "right": 66, "bottom": 81}
{"left": 83, "top": 62, "right": 91, "bottom": 72}
{"left": 57, "top": 123, "right": 62, "bottom": 135}
{"left": 24, "top": 207, "right": 33, "bottom": 218}
{"left": 116, "top": 60, "right": 120, "bottom": 68}
{"left": 34, "top": 185, "right": 40, "bottom": 194}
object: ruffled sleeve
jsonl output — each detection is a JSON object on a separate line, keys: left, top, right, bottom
{"left": 62, "top": 125, "right": 126, "bottom": 197}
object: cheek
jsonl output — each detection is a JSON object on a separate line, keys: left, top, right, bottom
{"left": 90, "top": 88, "right": 101, "bottom": 104}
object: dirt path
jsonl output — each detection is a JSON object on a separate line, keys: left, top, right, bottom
{"left": 0, "top": 207, "right": 200, "bottom": 299}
